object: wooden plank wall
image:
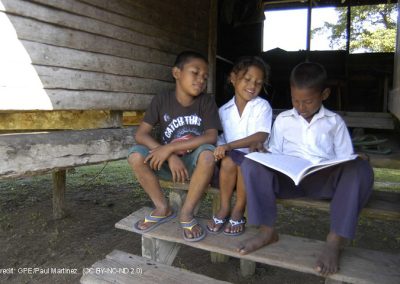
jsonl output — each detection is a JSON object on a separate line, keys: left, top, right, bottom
{"left": 0, "top": 0, "right": 210, "bottom": 112}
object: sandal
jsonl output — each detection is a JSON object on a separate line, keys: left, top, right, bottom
{"left": 132, "top": 210, "right": 176, "bottom": 234}
{"left": 180, "top": 218, "right": 206, "bottom": 242}
{"left": 223, "top": 217, "right": 246, "bottom": 236}
{"left": 206, "top": 216, "right": 227, "bottom": 234}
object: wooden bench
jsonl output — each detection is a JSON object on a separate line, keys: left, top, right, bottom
{"left": 80, "top": 249, "right": 230, "bottom": 284}
{"left": 157, "top": 179, "right": 400, "bottom": 278}
{"left": 159, "top": 180, "right": 400, "bottom": 221}
{"left": 115, "top": 207, "right": 400, "bottom": 284}
{"left": 0, "top": 127, "right": 136, "bottom": 219}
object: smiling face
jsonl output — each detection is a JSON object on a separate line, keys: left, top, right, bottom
{"left": 173, "top": 58, "right": 208, "bottom": 98}
{"left": 231, "top": 66, "right": 264, "bottom": 103}
{"left": 291, "top": 85, "right": 329, "bottom": 122}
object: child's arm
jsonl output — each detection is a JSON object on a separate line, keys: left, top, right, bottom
{"left": 134, "top": 121, "right": 161, "bottom": 150}
{"left": 214, "top": 132, "right": 268, "bottom": 160}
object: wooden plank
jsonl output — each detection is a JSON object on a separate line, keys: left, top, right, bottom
{"left": 4, "top": 13, "right": 175, "bottom": 65}
{"left": 273, "top": 109, "right": 395, "bottom": 129}
{"left": 31, "top": 65, "right": 174, "bottom": 93}
{"left": 0, "top": 111, "right": 122, "bottom": 130}
{"left": 123, "top": 111, "right": 145, "bottom": 126}
{"left": 29, "top": 0, "right": 203, "bottom": 50}
{"left": 79, "top": 0, "right": 209, "bottom": 43}
{"left": 116, "top": 207, "right": 400, "bottom": 284}
{"left": 52, "top": 169, "right": 66, "bottom": 219}
{"left": 80, "top": 250, "right": 230, "bottom": 284}
{"left": 20, "top": 40, "right": 173, "bottom": 81}
{"left": 0, "top": 0, "right": 186, "bottom": 54}
{"left": 0, "top": 89, "right": 153, "bottom": 111}
{"left": 0, "top": 126, "right": 136, "bottom": 179}
{"left": 159, "top": 180, "right": 400, "bottom": 221}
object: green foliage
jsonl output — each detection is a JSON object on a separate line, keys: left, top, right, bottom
{"left": 313, "top": 4, "right": 397, "bottom": 52}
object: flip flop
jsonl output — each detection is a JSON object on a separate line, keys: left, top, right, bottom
{"left": 352, "top": 134, "right": 387, "bottom": 146}
{"left": 132, "top": 210, "right": 177, "bottom": 234}
{"left": 206, "top": 216, "right": 227, "bottom": 234}
{"left": 180, "top": 218, "right": 206, "bottom": 242}
{"left": 223, "top": 217, "right": 246, "bottom": 236}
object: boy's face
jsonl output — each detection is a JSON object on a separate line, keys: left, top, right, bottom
{"left": 231, "top": 66, "right": 264, "bottom": 103}
{"left": 173, "top": 58, "right": 208, "bottom": 97}
{"left": 291, "top": 85, "right": 329, "bottom": 122}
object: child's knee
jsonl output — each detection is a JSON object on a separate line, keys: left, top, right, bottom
{"left": 127, "top": 152, "right": 145, "bottom": 169}
{"left": 197, "top": 150, "right": 215, "bottom": 167}
{"left": 221, "top": 156, "right": 236, "bottom": 171}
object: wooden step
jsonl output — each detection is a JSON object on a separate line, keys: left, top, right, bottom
{"left": 80, "top": 249, "right": 230, "bottom": 284}
{"left": 159, "top": 180, "right": 400, "bottom": 221}
{"left": 116, "top": 207, "right": 400, "bottom": 284}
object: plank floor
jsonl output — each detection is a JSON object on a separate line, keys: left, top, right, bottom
{"left": 116, "top": 207, "right": 400, "bottom": 284}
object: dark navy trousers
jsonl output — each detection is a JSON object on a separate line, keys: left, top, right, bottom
{"left": 241, "top": 157, "right": 373, "bottom": 239}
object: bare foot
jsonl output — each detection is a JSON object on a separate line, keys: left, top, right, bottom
{"left": 236, "top": 225, "right": 278, "bottom": 255}
{"left": 314, "top": 232, "right": 345, "bottom": 277}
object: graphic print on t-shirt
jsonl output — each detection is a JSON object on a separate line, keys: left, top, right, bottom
{"left": 162, "top": 114, "right": 202, "bottom": 145}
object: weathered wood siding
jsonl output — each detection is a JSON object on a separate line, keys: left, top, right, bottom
{"left": 0, "top": 0, "right": 210, "bottom": 111}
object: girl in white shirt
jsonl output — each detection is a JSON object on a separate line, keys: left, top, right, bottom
{"left": 207, "top": 56, "right": 272, "bottom": 236}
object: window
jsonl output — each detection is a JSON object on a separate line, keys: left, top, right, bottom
{"left": 263, "top": 4, "right": 398, "bottom": 53}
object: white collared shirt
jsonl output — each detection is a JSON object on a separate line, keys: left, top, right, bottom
{"left": 268, "top": 105, "right": 354, "bottom": 164}
{"left": 218, "top": 96, "right": 272, "bottom": 153}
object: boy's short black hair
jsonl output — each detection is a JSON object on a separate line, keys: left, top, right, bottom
{"left": 290, "top": 62, "right": 327, "bottom": 92}
{"left": 173, "top": 50, "right": 208, "bottom": 69}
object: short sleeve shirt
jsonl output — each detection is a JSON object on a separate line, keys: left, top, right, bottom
{"left": 143, "top": 91, "right": 221, "bottom": 144}
{"left": 268, "top": 105, "right": 354, "bottom": 164}
{"left": 218, "top": 96, "right": 272, "bottom": 153}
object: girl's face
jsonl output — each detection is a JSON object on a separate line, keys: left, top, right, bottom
{"left": 231, "top": 66, "right": 264, "bottom": 103}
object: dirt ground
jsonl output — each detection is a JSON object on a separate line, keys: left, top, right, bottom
{"left": 0, "top": 161, "right": 399, "bottom": 284}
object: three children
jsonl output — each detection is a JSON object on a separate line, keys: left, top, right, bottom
{"left": 207, "top": 56, "right": 272, "bottom": 236}
{"left": 128, "top": 51, "right": 373, "bottom": 277}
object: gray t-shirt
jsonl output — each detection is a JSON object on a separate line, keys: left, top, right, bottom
{"left": 143, "top": 91, "right": 221, "bottom": 145}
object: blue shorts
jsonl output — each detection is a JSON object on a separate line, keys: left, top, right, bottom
{"left": 127, "top": 144, "right": 215, "bottom": 180}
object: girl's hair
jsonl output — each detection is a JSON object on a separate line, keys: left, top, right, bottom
{"left": 173, "top": 50, "right": 208, "bottom": 69}
{"left": 230, "top": 56, "right": 270, "bottom": 83}
{"left": 290, "top": 62, "right": 327, "bottom": 92}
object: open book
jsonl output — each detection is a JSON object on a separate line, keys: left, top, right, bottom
{"left": 245, "top": 152, "right": 358, "bottom": 186}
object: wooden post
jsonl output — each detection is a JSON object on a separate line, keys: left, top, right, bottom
{"left": 141, "top": 236, "right": 181, "bottom": 265}
{"left": 52, "top": 169, "right": 66, "bottom": 219}
{"left": 207, "top": 0, "right": 218, "bottom": 96}
{"left": 240, "top": 207, "right": 256, "bottom": 276}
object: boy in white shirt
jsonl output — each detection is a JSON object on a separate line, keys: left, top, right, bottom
{"left": 238, "top": 62, "right": 373, "bottom": 277}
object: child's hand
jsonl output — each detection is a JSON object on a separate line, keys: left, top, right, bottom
{"left": 214, "top": 144, "right": 231, "bottom": 161}
{"left": 168, "top": 155, "right": 189, "bottom": 183}
{"left": 145, "top": 145, "right": 173, "bottom": 170}
{"left": 249, "top": 142, "right": 267, "bottom": 153}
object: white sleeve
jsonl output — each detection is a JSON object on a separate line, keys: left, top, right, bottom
{"left": 267, "top": 116, "right": 284, "bottom": 154}
{"left": 333, "top": 117, "right": 354, "bottom": 158}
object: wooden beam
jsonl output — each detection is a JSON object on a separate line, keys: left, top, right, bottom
{"left": 0, "top": 127, "right": 136, "bottom": 179}
{"left": 0, "top": 111, "right": 122, "bottom": 130}
{"left": 0, "top": 90, "right": 153, "bottom": 111}
{"left": 52, "top": 169, "right": 66, "bottom": 219}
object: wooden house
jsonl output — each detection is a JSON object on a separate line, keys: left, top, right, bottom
{"left": 0, "top": 0, "right": 399, "bottom": 218}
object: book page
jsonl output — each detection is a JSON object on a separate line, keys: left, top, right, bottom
{"left": 245, "top": 153, "right": 358, "bottom": 185}
{"left": 245, "top": 152, "right": 312, "bottom": 184}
